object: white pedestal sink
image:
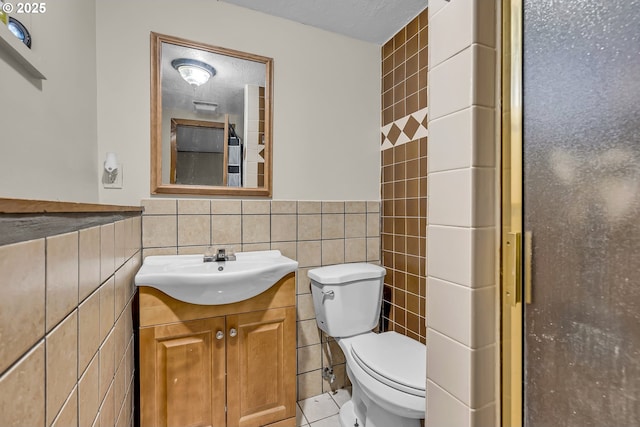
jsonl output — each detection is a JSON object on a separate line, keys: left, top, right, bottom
{"left": 134, "top": 250, "right": 298, "bottom": 305}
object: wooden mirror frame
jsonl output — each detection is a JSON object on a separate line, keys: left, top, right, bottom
{"left": 150, "top": 32, "right": 273, "bottom": 197}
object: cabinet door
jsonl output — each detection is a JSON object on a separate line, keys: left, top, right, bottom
{"left": 140, "top": 317, "right": 226, "bottom": 427}
{"left": 227, "top": 307, "right": 296, "bottom": 427}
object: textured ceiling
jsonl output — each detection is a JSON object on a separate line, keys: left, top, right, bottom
{"left": 219, "top": 0, "right": 428, "bottom": 45}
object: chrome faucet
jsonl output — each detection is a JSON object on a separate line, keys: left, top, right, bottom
{"left": 204, "top": 247, "right": 235, "bottom": 262}
{"left": 203, "top": 247, "right": 216, "bottom": 263}
{"left": 215, "top": 248, "right": 227, "bottom": 262}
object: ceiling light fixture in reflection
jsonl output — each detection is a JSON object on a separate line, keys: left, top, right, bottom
{"left": 171, "top": 58, "right": 216, "bottom": 86}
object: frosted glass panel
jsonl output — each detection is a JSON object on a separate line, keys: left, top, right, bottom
{"left": 523, "top": 1, "right": 640, "bottom": 426}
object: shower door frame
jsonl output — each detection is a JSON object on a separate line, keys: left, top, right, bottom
{"left": 500, "top": 0, "right": 524, "bottom": 425}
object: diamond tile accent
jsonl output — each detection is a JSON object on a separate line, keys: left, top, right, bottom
{"left": 404, "top": 116, "right": 420, "bottom": 140}
{"left": 381, "top": 107, "right": 428, "bottom": 150}
{"left": 386, "top": 124, "right": 402, "bottom": 146}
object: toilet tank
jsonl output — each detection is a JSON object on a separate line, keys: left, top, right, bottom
{"left": 308, "top": 263, "right": 386, "bottom": 338}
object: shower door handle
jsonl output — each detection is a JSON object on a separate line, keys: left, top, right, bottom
{"left": 524, "top": 231, "right": 533, "bottom": 304}
{"left": 504, "top": 232, "right": 521, "bottom": 306}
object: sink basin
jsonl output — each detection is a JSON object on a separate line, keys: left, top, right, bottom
{"left": 134, "top": 250, "right": 298, "bottom": 305}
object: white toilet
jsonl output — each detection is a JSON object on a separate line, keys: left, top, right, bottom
{"left": 308, "top": 263, "right": 426, "bottom": 427}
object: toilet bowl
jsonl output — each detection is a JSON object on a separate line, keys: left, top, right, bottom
{"left": 308, "top": 263, "right": 426, "bottom": 427}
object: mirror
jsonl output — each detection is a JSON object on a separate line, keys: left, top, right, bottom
{"left": 151, "top": 32, "right": 273, "bottom": 196}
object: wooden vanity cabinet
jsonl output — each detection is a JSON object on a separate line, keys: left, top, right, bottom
{"left": 139, "top": 272, "right": 297, "bottom": 427}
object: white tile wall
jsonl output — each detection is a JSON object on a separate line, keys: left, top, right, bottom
{"left": 428, "top": 107, "right": 496, "bottom": 172}
{"left": 427, "top": 329, "right": 495, "bottom": 407}
{"left": 429, "top": 0, "right": 496, "bottom": 68}
{"left": 427, "top": 277, "right": 495, "bottom": 348}
{"left": 427, "top": 380, "right": 496, "bottom": 427}
{"left": 426, "top": 0, "right": 499, "bottom": 425}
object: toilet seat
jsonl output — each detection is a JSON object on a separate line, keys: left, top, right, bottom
{"left": 349, "top": 331, "right": 426, "bottom": 397}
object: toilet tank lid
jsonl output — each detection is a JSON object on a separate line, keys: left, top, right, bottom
{"left": 308, "top": 263, "right": 386, "bottom": 285}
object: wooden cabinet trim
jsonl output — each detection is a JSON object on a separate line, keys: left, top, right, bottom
{"left": 139, "top": 272, "right": 296, "bottom": 327}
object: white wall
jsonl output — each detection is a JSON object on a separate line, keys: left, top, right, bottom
{"left": 0, "top": 0, "right": 98, "bottom": 202}
{"left": 96, "top": 0, "right": 381, "bottom": 205}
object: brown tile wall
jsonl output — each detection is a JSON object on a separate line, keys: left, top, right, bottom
{"left": 382, "top": 9, "right": 429, "bottom": 126}
{"left": 0, "top": 216, "right": 142, "bottom": 427}
{"left": 381, "top": 8, "right": 429, "bottom": 344}
{"left": 141, "top": 199, "right": 381, "bottom": 401}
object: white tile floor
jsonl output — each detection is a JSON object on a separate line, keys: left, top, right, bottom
{"left": 297, "top": 388, "right": 352, "bottom": 427}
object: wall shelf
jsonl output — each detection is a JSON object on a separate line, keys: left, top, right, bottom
{"left": 0, "top": 21, "right": 45, "bottom": 79}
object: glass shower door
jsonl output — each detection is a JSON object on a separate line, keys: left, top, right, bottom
{"left": 522, "top": 1, "right": 640, "bottom": 425}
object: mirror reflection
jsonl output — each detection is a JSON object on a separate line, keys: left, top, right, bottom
{"left": 151, "top": 33, "right": 273, "bottom": 196}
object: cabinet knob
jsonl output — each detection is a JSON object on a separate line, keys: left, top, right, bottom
{"left": 229, "top": 328, "right": 237, "bottom": 338}
{"left": 216, "top": 331, "right": 224, "bottom": 340}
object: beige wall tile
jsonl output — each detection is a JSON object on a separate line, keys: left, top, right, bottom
{"left": 297, "top": 319, "right": 321, "bottom": 347}
{"left": 99, "top": 331, "right": 116, "bottom": 402}
{"left": 322, "top": 214, "right": 344, "bottom": 239}
{"left": 0, "top": 239, "right": 45, "bottom": 374}
{"left": 79, "top": 354, "right": 99, "bottom": 427}
{"left": 242, "top": 200, "right": 271, "bottom": 214}
{"left": 128, "top": 254, "right": 141, "bottom": 301}
{"left": 271, "top": 215, "right": 297, "bottom": 242}
{"left": 270, "top": 241, "right": 297, "bottom": 260}
{"left": 79, "top": 226, "right": 101, "bottom": 302}
{"left": 78, "top": 289, "right": 101, "bottom": 376}
{"left": 241, "top": 243, "right": 270, "bottom": 252}
{"left": 124, "top": 218, "right": 134, "bottom": 260}
{"left": 100, "top": 277, "right": 115, "bottom": 342}
{"left": 297, "top": 344, "right": 322, "bottom": 374}
{"left": 367, "top": 237, "right": 381, "bottom": 262}
{"left": 211, "top": 200, "right": 241, "bottom": 214}
{"left": 322, "top": 240, "right": 345, "bottom": 265}
{"left": 298, "top": 215, "right": 321, "bottom": 241}
{"left": 52, "top": 386, "right": 77, "bottom": 427}
{"left": 113, "top": 362, "right": 126, "bottom": 422}
{"left": 114, "top": 259, "right": 132, "bottom": 320}
{"left": 212, "top": 215, "right": 242, "bottom": 245}
{"left": 271, "top": 200, "right": 297, "bottom": 214}
{"left": 322, "top": 202, "right": 344, "bottom": 213}
{"left": 345, "top": 238, "right": 367, "bottom": 263}
{"left": 242, "top": 215, "right": 270, "bottom": 243}
{"left": 296, "top": 294, "right": 315, "bottom": 321}
{"left": 0, "top": 342, "right": 45, "bottom": 427}
{"left": 101, "top": 223, "right": 115, "bottom": 283}
{"left": 142, "top": 247, "right": 177, "bottom": 258}
{"left": 46, "top": 232, "right": 79, "bottom": 331}
{"left": 124, "top": 336, "right": 134, "bottom": 396}
{"left": 345, "top": 201, "right": 367, "bottom": 213}
{"left": 142, "top": 216, "right": 177, "bottom": 249}
{"left": 132, "top": 217, "right": 142, "bottom": 253}
{"left": 297, "top": 241, "right": 321, "bottom": 268}
{"left": 113, "top": 315, "right": 126, "bottom": 371}
{"left": 296, "top": 268, "right": 312, "bottom": 295}
{"left": 366, "top": 213, "right": 381, "bottom": 237}
{"left": 178, "top": 215, "right": 211, "bottom": 246}
{"left": 141, "top": 199, "right": 177, "bottom": 215}
{"left": 297, "top": 370, "right": 322, "bottom": 401}
{"left": 298, "top": 201, "right": 321, "bottom": 214}
{"left": 178, "top": 199, "right": 210, "bottom": 214}
{"left": 177, "top": 245, "right": 210, "bottom": 255}
{"left": 114, "top": 220, "right": 126, "bottom": 269}
{"left": 367, "top": 201, "right": 380, "bottom": 213}
{"left": 345, "top": 214, "right": 366, "bottom": 238}
{"left": 46, "top": 311, "right": 78, "bottom": 427}
{"left": 99, "top": 382, "right": 115, "bottom": 427}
